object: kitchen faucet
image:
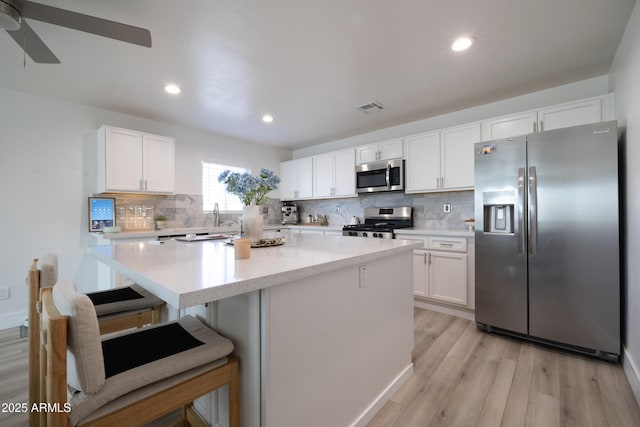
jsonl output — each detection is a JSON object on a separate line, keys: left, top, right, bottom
{"left": 213, "top": 202, "right": 220, "bottom": 227}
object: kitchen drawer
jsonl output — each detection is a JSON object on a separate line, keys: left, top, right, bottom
{"left": 427, "top": 236, "right": 467, "bottom": 252}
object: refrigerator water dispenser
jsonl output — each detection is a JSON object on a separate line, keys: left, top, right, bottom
{"left": 482, "top": 191, "right": 514, "bottom": 234}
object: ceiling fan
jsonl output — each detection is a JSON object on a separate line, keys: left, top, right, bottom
{"left": 0, "top": 0, "right": 151, "bottom": 64}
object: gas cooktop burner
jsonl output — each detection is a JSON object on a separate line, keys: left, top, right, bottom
{"left": 343, "top": 224, "right": 394, "bottom": 232}
{"left": 342, "top": 207, "right": 413, "bottom": 239}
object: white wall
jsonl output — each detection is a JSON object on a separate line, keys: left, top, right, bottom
{"left": 293, "top": 76, "right": 610, "bottom": 158}
{"left": 0, "top": 88, "right": 290, "bottom": 329}
{"left": 609, "top": 0, "right": 640, "bottom": 403}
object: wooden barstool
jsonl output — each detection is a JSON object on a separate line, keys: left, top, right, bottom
{"left": 27, "top": 254, "right": 164, "bottom": 426}
{"left": 38, "top": 278, "right": 239, "bottom": 426}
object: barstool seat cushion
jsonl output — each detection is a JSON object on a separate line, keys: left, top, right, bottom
{"left": 39, "top": 252, "right": 163, "bottom": 318}
{"left": 87, "top": 283, "right": 164, "bottom": 316}
{"left": 68, "top": 315, "right": 233, "bottom": 425}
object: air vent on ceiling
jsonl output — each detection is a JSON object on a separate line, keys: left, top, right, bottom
{"left": 357, "top": 101, "right": 384, "bottom": 113}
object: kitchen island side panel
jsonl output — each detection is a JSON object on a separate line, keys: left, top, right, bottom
{"left": 264, "top": 252, "right": 414, "bottom": 427}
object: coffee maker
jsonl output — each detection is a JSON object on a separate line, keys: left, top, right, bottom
{"left": 281, "top": 201, "right": 299, "bottom": 225}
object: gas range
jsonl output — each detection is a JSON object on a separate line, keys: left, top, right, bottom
{"left": 342, "top": 207, "right": 413, "bottom": 239}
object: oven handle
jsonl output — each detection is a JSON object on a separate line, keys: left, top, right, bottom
{"left": 386, "top": 162, "right": 391, "bottom": 190}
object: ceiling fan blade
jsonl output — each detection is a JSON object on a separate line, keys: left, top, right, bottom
{"left": 6, "top": 21, "right": 60, "bottom": 63}
{"left": 20, "top": 1, "right": 152, "bottom": 47}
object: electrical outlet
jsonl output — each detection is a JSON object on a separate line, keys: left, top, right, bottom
{"left": 0, "top": 286, "right": 10, "bottom": 300}
{"left": 443, "top": 203, "right": 451, "bottom": 213}
{"left": 359, "top": 265, "right": 367, "bottom": 288}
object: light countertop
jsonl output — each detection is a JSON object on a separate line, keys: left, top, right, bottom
{"left": 87, "top": 233, "right": 422, "bottom": 308}
{"left": 95, "top": 224, "right": 473, "bottom": 240}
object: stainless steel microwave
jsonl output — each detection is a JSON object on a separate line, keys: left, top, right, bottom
{"left": 356, "top": 159, "right": 405, "bottom": 193}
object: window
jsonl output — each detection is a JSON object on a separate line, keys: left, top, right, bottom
{"left": 202, "top": 162, "right": 249, "bottom": 212}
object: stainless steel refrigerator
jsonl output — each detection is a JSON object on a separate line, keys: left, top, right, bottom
{"left": 474, "top": 121, "right": 620, "bottom": 361}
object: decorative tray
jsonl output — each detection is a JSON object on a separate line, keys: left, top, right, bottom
{"left": 226, "top": 237, "right": 285, "bottom": 248}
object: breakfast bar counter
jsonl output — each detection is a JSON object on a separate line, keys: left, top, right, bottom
{"left": 87, "top": 233, "right": 421, "bottom": 427}
{"left": 87, "top": 233, "right": 420, "bottom": 308}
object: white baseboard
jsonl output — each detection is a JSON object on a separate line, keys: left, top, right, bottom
{"left": 0, "top": 310, "right": 27, "bottom": 331}
{"left": 350, "top": 363, "right": 413, "bottom": 427}
{"left": 623, "top": 346, "right": 640, "bottom": 407}
{"left": 413, "top": 299, "right": 475, "bottom": 321}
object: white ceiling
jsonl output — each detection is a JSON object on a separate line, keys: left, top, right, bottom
{"left": 0, "top": 0, "right": 636, "bottom": 149}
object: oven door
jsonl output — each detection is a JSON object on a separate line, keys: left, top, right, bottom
{"left": 356, "top": 159, "right": 404, "bottom": 193}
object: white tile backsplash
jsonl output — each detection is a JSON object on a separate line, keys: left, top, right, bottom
{"left": 295, "top": 191, "right": 474, "bottom": 230}
{"left": 109, "top": 191, "right": 474, "bottom": 230}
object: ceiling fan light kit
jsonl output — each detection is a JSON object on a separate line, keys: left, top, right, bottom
{"left": 1, "top": 0, "right": 151, "bottom": 64}
{"left": 0, "top": 0, "right": 21, "bottom": 31}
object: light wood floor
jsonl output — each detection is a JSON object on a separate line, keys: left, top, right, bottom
{"left": 2, "top": 309, "right": 639, "bottom": 427}
{"left": 368, "top": 308, "right": 640, "bottom": 427}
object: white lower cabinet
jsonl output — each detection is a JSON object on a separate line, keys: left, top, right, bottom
{"left": 405, "top": 234, "right": 475, "bottom": 311}
{"left": 414, "top": 249, "right": 467, "bottom": 306}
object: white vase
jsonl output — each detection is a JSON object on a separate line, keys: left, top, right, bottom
{"left": 242, "top": 205, "right": 264, "bottom": 243}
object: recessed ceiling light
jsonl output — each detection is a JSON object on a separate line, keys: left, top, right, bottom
{"left": 262, "top": 114, "right": 274, "bottom": 123}
{"left": 164, "top": 84, "right": 181, "bottom": 95}
{"left": 451, "top": 36, "right": 474, "bottom": 52}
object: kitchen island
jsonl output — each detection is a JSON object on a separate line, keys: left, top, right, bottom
{"left": 87, "top": 233, "right": 421, "bottom": 427}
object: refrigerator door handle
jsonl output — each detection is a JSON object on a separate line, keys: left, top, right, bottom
{"left": 528, "top": 166, "right": 538, "bottom": 255}
{"left": 518, "top": 167, "right": 526, "bottom": 255}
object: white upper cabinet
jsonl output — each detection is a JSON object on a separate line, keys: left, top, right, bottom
{"left": 482, "top": 95, "right": 613, "bottom": 141}
{"left": 441, "top": 123, "right": 481, "bottom": 190}
{"left": 405, "top": 131, "right": 440, "bottom": 192}
{"left": 356, "top": 138, "right": 403, "bottom": 164}
{"left": 537, "top": 97, "right": 603, "bottom": 132}
{"left": 405, "top": 123, "right": 480, "bottom": 193}
{"left": 481, "top": 110, "right": 538, "bottom": 140}
{"left": 279, "top": 157, "right": 313, "bottom": 200}
{"left": 141, "top": 133, "right": 176, "bottom": 193}
{"left": 312, "top": 153, "right": 334, "bottom": 198}
{"left": 313, "top": 149, "right": 356, "bottom": 199}
{"left": 98, "top": 126, "right": 175, "bottom": 194}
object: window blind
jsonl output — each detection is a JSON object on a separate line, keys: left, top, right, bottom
{"left": 202, "top": 162, "right": 249, "bottom": 212}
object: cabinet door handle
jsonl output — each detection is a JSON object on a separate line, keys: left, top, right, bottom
{"left": 533, "top": 121, "right": 537, "bottom": 133}
{"left": 139, "top": 179, "right": 143, "bottom": 191}
{"left": 539, "top": 121, "right": 544, "bottom": 132}
{"left": 428, "top": 252, "right": 432, "bottom": 264}
{"left": 439, "top": 243, "right": 454, "bottom": 247}
{"left": 144, "top": 180, "right": 148, "bottom": 191}
{"left": 423, "top": 253, "right": 427, "bottom": 264}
